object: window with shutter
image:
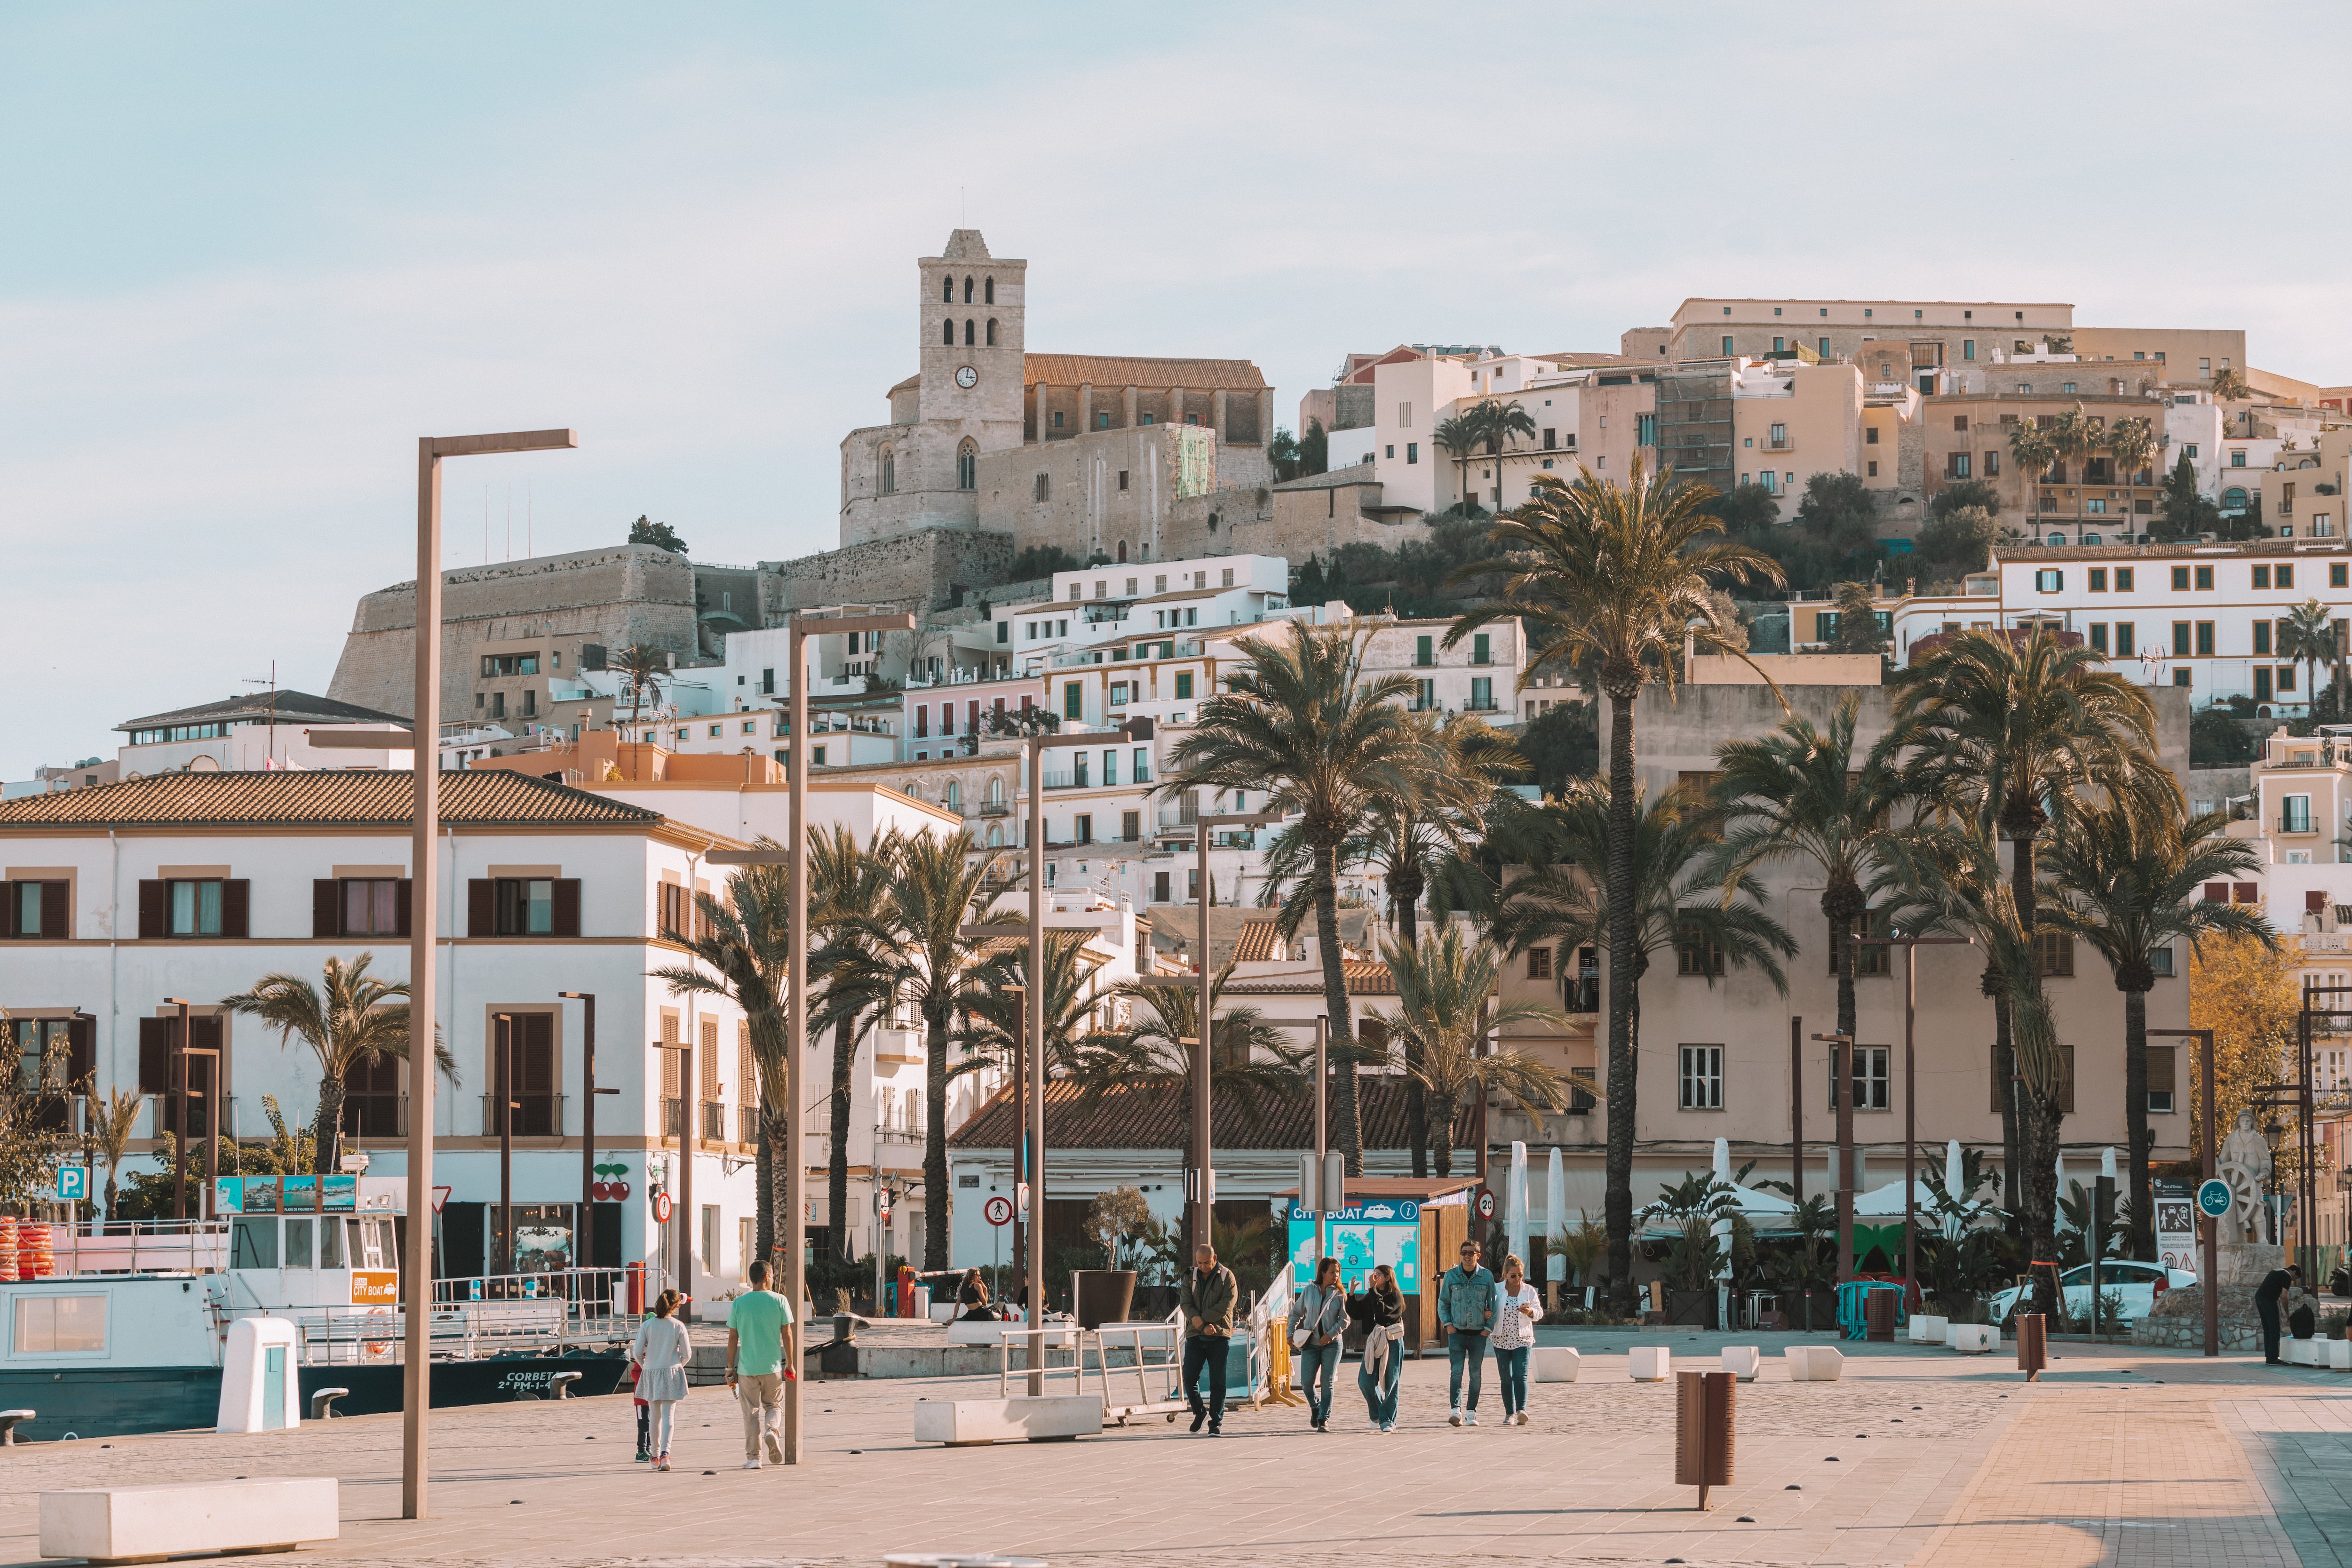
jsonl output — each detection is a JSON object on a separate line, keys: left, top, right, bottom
{"left": 314, "top": 880, "right": 340, "bottom": 938}
{"left": 2059, "top": 1043, "right": 2076, "bottom": 1114}
{"left": 468, "top": 879, "right": 494, "bottom": 937}
{"left": 138, "top": 880, "right": 166, "bottom": 940}
{"left": 2147, "top": 1046, "right": 2176, "bottom": 1113}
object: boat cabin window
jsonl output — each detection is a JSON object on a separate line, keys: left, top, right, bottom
{"left": 285, "top": 1216, "right": 314, "bottom": 1269}
{"left": 358, "top": 1218, "right": 389, "bottom": 1270}
{"left": 231, "top": 1216, "right": 279, "bottom": 1269}
{"left": 320, "top": 1216, "right": 347, "bottom": 1269}
{"left": 13, "top": 1294, "right": 106, "bottom": 1353}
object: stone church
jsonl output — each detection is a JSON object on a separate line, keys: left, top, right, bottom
{"left": 837, "top": 230, "right": 1279, "bottom": 565}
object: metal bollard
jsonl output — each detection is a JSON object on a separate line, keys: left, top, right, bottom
{"left": 2014, "top": 1313, "right": 2047, "bottom": 1381}
{"left": 1674, "top": 1370, "right": 1735, "bottom": 1511}
{"left": 309, "top": 1388, "right": 350, "bottom": 1421}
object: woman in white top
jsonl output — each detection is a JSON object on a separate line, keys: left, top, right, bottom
{"left": 1490, "top": 1253, "right": 1543, "bottom": 1425}
{"left": 629, "top": 1289, "right": 692, "bottom": 1470}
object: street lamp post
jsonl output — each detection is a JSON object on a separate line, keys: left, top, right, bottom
{"left": 556, "top": 993, "right": 616, "bottom": 1268}
{"left": 1811, "top": 1031, "right": 1856, "bottom": 1282}
{"left": 713, "top": 605, "right": 914, "bottom": 1464}
{"left": 1852, "top": 934, "right": 1973, "bottom": 1308}
{"left": 308, "top": 428, "right": 574, "bottom": 1521}
{"left": 2149, "top": 1027, "right": 2217, "bottom": 1358}
{"left": 493, "top": 1013, "right": 515, "bottom": 1276}
{"left": 1186, "top": 804, "right": 1282, "bottom": 1251}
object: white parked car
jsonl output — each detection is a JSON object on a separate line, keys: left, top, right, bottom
{"left": 1988, "top": 1260, "right": 2196, "bottom": 1325}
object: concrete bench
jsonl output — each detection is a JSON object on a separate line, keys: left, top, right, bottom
{"left": 41, "top": 1478, "right": 337, "bottom": 1563}
{"left": 1530, "top": 1346, "right": 1581, "bottom": 1383}
{"left": 912, "top": 1394, "right": 1104, "bottom": 1446}
{"left": 1720, "top": 1345, "right": 1761, "bottom": 1382}
{"left": 2287, "top": 1338, "right": 2328, "bottom": 1368}
{"left": 1946, "top": 1323, "right": 1997, "bottom": 1354}
{"left": 1908, "top": 1313, "right": 1948, "bottom": 1345}
{"left": 1629, "top": 1345, "right": 1670, "bottom": 1382}
{"left": 1786, "top": 1345, "right": 1844, "bottom": 1381}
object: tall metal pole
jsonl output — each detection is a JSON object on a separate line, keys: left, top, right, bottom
{"left": 402, "top": 436, "right": 441, "bottom": 1521}
{"left": 678, "top": 1024, "right": 695, "bottom": 1320}
{"left": 1903, "top": 944, "right": 1917, "bottom": 1306}
{"left": 785, "top": 618, "right": 810, "bottom": 1462}
{"left": 1314, "top": 1017, "right": 1328, "bottom": 1268}
{"left": 1789, "top": 1015, "right": 1803, "bottom": 1210}
{"left": 2203, "top": 1028, "right": 2218, "bottom": 1359}
{"left": 1193, "top": 806, "right": 1212, "bottom": 1255}
{"left": 495, "top": 1014, "right": 512, "bottom": 1275}
{"left": 560, "top": 994, "right": 597, "bottom": 1261}
{"left": 1027, "top": 738, "right": 1046, "bottom": 1397}
{"left": 1008, "top": 985, "right": 1027, "bottom": 1321}
{"left": 171, "top": 999, "right": 191, "bottom": 1221}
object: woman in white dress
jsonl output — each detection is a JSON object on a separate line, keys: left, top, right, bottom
{"left": 1490, "top": 1253, "right": 1543, "bottom": 1425}
{"left": 629, "top": 1289, "right": 692, "bottom": 1471}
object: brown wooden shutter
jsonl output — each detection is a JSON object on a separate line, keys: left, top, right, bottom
{"left": 314, "top": 880, "right": 342, "bottom": 939}
{"left": 0, "top": 881, "right": 16, "bottom": 938}
{"left": 552, "top": 879, "right": 582, "bottom": 938}
{"left": 2147, "top": 1046, "right": 2176, "bottom": 1101}
{"left": 2311, "top": 891, "right": 2330, "bottom": 915}
{"left": 2060, "top": 1043, "right": 2076, "bottom": 1114}
{"left": 468, "top": 879, "right": 493, "bottom": 937}
{"left": 40, "top": 882, "right": 68, "bottom": 939}
{"left": 395, "top": 879, "right": 413, "bottom": 938}
{"left": 138, "top": 1016, "right": 172, "bottom": 1092}
{"left": 221, "top": 880, "right": 250, "bottom": 939}
{"left": 138, "top": 880, "right": 166, "bottom": 940}
{"left": 66, "top": 1014, "right": 95, "bottom": 1089}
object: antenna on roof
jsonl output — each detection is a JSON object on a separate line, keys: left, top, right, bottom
{"left": 240, "top": 661, "right": 279, "bottom": 768}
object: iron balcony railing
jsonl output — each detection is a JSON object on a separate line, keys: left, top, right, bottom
{"left": 340, "top": 1092, "right": 407, "bottom": 1139}
{"left": 483, "top": 1091, "right": 564, "bottom": 1138}
{"left": 700, "top": 1099, "right": 727, "bottom": 1141}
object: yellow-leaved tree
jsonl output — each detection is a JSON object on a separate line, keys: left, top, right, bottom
{"left": 2188, "top": 929, "right": 2304, "bottom": 1187}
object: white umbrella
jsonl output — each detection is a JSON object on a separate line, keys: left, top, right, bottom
{"left": 1506, "top": 1141, "right": 1529, "bottom": 1268}
{"left": 1710, "top": 1137, "right": 1734, "bottom": 1281}
{"left": 2054, "top": 1150, "right": 2070, "bottom": 1229}
{"left": 2101, "top": 1146, "right": 2118, "bottom": 1182}
{"left": 1945, "top": 1139, "right": 1964, "bottom": 1199}
{"left": 1545, "top": 1147, "right": 1567, "bottom": 1253}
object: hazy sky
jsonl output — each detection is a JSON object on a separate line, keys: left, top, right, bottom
{"left": 5, "top": 2, "right": 2347, "bottom": 780}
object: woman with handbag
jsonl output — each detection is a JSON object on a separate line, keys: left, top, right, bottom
{"left": 1349, "top": 1264, "right": 1406, "bottom": 1433}
{"left": 1490, "top": 1252, "right": 1543, "bottom": 1425}
{"left": 629, "top": 1289, "right": 692, "bottom": 1472}
{"left": 1288, "top": 1256, "right": 1349, "bottom": 1432}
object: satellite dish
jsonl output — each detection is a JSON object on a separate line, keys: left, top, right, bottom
{"left": 187, "top": 755, "right": 221, "bottom": 772}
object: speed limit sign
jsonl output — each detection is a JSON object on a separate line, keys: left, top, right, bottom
{"left": 1475, "top": 1189, "right": 1496, "bottom": 1220}
{"left": 653, "top": 1192, "right": 674, "bottom": 1224}
{"left": 983, "top": 1194, "right": 1014, "bottom": 1227}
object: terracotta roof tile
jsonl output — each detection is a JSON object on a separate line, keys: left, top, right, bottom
{"left": 1230, "top": 918, "right": 1280, "bottom": 963}
{"left": 1220, "top": 960, "right": 1395, "bottom": 996}
{"left": 949, "top": 1075, "right": 1469, "bottom": 1152}
{"left": 1024, "top": 354, "right": 1268, "bottom": 391}
{"left": 0, "top": 770, "right": 664, "bottom": 830}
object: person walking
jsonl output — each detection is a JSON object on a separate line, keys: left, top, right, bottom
{"left": 1179, "top": 1243, "right": 1238, "bottom": 1435}
{"left": 1490, "top": 1253, "right": 1542, "bottom": 1425}
{"left": 2256, "top": 1263, "right": 2300, "bottom": 1365}
{"left": 724, "top": 1259, "right": 795, "bottom": 1470}
{"left": 629, "top": 1289, "right": 691, "bottom": 1472}
{"left": 1438, "top": 1239, "right": 1495, "bottom": 1426}
{"left": 1350, "top": 1263, "right": 1405, "bottom": 1433}
{"left": 1288, "top": 1255, "right": 1348, "bottom": 1432}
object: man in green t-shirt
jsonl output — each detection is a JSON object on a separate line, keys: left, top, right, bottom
{"left": 726, "top": 1259, "right": 796, "bottom": 1468}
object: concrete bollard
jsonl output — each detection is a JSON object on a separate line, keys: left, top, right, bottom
{"left": 1720, "top": 1345, "right": 1761, "bottom": 1381}
{"left": 1530, "top": 1346, "right": 1581, "bottom": 1383}
{"left": 1629, "top": 1345, "right": 1670, "bottom": 1382}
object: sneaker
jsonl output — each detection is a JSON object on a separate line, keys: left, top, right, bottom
{"left": 742, "top": 1458, "right": 762, "bottom": 1471}
{"left": 1208, "top": 1423, "right": 1222, "bottom": 1437}
{"left": 1516, "top": 1411, "right": 1529, "bottom": 1426}
{"left": 635, "top": 1449, "right": 651, "bottom": 1464}
{"left": 1465, "top": 1409, "right": 1479, "bottom": 1426}
{"left": 1381, "top": 1420, "right": 1395, "bottom": 1433}
{"left": 1449, "top": 1408, "right": 1463, "bottom": 1427}
{"left": 655, "top": 1456, "right": 671, "bottom": 1472}
{"left": 1190, "top": 1409, "right": 1207, "bottom": 1433}
{"left": 765, "top": 1442, "right": 784, "bottom": 1463}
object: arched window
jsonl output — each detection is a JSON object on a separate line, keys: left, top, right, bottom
{"left": 943, "top": 318, "right": 954, "bottom": 346}
{"left": 2224, "top": 486, "right": 2249, "bottom": 510}
{"left": 879, "top": 444, "right": 895, "bottom": 495}
{"left": 1117, "top": 540, "right": 1128, "bottom": 562}
{"left": 985, "top": 277, "right": 995, "bottom": 304}
{"left": 987, "top": 823, "right": 1003, "bottom": 848}
{"left": 958, "top": 439, "right": 977, "bottom": 491}
{"left": 963, "top": 276, "right": 974, "bottom": 303}
{"left": 902, "top": 781, "right": 921, "bottom": 801}
{"left": 988, "top": 775, "right": 1005, "bottom": 807}
{"left": 964, "top": 319, "right": 975, "bottom": 346}
{"left": 945, "top": 780, "right": 961, "bottom": 809}
{"left": 942, "top": 276, "right": 953, "bottom": 303}
{"left": 1034, "top": 473, "right": 1050, "bottom": 502}
{"left": 986, "top": 318, "right": 998, "bottom": 346}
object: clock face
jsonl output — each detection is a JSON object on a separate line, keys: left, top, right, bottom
{"left": 955, "top": 365, "right": 978, "bottom": 389}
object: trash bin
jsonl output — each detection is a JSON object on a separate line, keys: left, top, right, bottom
{"left": 2014, "top": 1312, "right": 2047, "bottom": 1380}
{"left": 1863, "top": 1289, "right": 1897, "bottom": 1343}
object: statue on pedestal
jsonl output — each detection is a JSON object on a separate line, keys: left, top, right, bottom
{"left": 2218, "top": 1109, "right": 2273, "bottom": 1244}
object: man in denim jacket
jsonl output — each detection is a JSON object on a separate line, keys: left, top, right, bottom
{"left": 1437, "top": 1238, "right": 1495, "bottom": 1426}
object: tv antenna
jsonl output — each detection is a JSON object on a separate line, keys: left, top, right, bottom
{"left": 241, "top": 661, "right": 279, "bottom": 767}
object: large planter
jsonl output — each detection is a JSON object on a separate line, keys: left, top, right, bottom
{"left": 1780, "top": 1291, "right": 1839, "bottom": 1331}
{"left": 1071, "top": 1270, "right": 1137, "bottom": 1329}
{"left": 1667, "top": 1289, "right": 1719, "bottom": 1329}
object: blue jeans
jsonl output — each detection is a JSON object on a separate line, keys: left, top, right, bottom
{"left": 1447, "top": 1331, "right": 1487, "bottom": 1409}
{"left": 1296, "top": 1339, "right": 1339, "bottom": 1425}
{"left": 1357, "top": 1342, "right": 1401, "bottom": 1425}
{"left": 1494, "top": 1346, "right": 1529, "bottom": 1416}
{"left": 1182, "top": 1334, "right": 1229, "bottom": 1423}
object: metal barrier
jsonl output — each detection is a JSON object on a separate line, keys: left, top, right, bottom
{"left": 51, "top": 1220, "right": 229, "bottom": 1276}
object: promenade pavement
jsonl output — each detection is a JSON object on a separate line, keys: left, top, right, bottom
{"left": 2, "top": 1331, "right": 2348, "bottom": 1567}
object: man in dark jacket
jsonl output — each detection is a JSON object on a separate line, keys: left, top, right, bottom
{"left": 2256, "top": 1263, "right": 2300, "bottom": 1365}
{"left": 1179, "top": 1243, "right": 1238, "bottom": 1434}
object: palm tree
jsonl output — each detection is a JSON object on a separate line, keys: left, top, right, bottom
{"left": 649, "top": 848, "right": 794, "bottom": 1267}
{"left": 1099, "top": 956, "right": 1305, "bottom": 1091}
{"left": 853, "top": 828, "right": 1015, "bottom": 1266}
{"left": 2279, "top": 599, "right": 2337, "bottom": 720}
{"left": 1893, "top": 627, "right": 2175, "bottom": 1285}
{"left": 2106, "top": 415, "right": 2156, "bottom": 538}
{"left": 1714, "top": 693, "right": 1918, "bottom": 1060}
{"left": 956, "top": 928, "right": 1115, "bottom": 1084}
{"left": 1466, "top": 398, "right": 1539, "bottom": 511}
{"left": 1165, "top": 620, "right": 1421, "bottom": 1175}
{"left": 612, "top": 643, "right": 670, "bottom": 729}
{"left": 2211, "top": 365, "right": 2252, "bottom": 402}
{"left": 2050, "top": 403, "right": 2104, "bottom": 534}
{"left": 2007, "top": 421, "right": 2056, "bottom": 531}
{"left": 1433, "top": 412, "right": 1484, "bottom": 513}
{"left": 1372, "top": 925, "right": 1572, "bottom": 1177}
{"left": 221, "top": 955, "right": 453, "bottom": 1174}
{"left": 2042, "top": 804, "right": 2271, "bottom": 1260}
{"left": 807, "top": 824, "right": 904, "bottom": 1259}
{"left": 1255, "top": 709, "right": 1514, "bottom": 1174}
{"left": 88, "top": 1086, "right": 142, "bottom": 1226}
{"left": 1445, "top": 461, "right": 1783, "bottom": 1308}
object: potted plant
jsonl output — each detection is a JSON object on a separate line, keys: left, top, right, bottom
{"left": 831, "top": 1286, "right": 856, "bottom": 1344}
{"left": 1072, "top": 1186, "right": 1149, "bottom": 1329}
{"left": 1646, "top": 1170, "right": 1738, "bottom": 1328}
{"left": 1547, "top": 1219, "right": 1608, "bottom": 1309}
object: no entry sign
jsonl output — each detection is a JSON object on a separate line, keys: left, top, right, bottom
{"left": 984, "top": 1194, "right": 1014, "bottom": 1227}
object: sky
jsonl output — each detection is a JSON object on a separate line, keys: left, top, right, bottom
{"left": 4, "top": 0, "right": 2349, "bottom": 780}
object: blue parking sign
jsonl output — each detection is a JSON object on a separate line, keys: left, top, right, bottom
{"left": 56, "top": 1167, "right": 87, "bottom": 1202}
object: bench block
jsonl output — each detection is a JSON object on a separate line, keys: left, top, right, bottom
{"left": 41, "top": 1478, "right": 337, "bottom": 1563}
{"left": 1720, "top": 1345, "right": 1761, "bottom": 1381}
{"left": 912, "top": 1394, "right": 1104, "bottom": 1446}
{"left": 1946, "top": 1323, "right": 1997, "bottom": 1354}
{"left": 2328, "top": 1338, "right": 2352, "bottom": 1372}
{"left": 1530, "top": 1346, "right": 1581, "bottom": 1383}
{"left": 1628, "top": 1345, "right": 1669, "bottom": 1382}
{"left": 1908, "top": 1314, "right": 1949, "bottom": 1345}
{"left": 1786, "top": 1345, "right": 1845, "bottom": 1381}
{"left": 2287, "top": 1338, "right": 2327, "bottom": 1367}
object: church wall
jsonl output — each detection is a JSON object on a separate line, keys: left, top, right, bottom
{"left": 759, "top": 528, "right": 1015, "bottom": 619}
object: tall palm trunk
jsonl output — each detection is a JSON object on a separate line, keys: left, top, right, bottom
{"left": 1602, "top": 679, "right": 1641, "bottom": 1317}
{"left": 1988, "top": 973, "right": 2020, "bottom": 1212}
{"left": 1394, "top": 864, "right": 1430, "bottom": 1178}
{"left": 311, "top": 1072, "right": 345, "bottom": 1177}
{"left": 1427, "top": 1090, "right": 1458, "bottom": 1177}
{"left": 2007, "top": 807, "right": 2062, "bottom": 1316}
{"left": 762, "top": 1098, "right": 791, "bottom": 1280}
{"left": 1314, "top": 838, "right": 1364, "bottom": 1175}
{"left": 2123, "top": 985, "right": 2153, "bottom": 1261}
{"left": 830, "top": 1014, "right": 857, "bottom": 1255}
{"left": 923, "top": 1004, "right": 951, "bottom": 1267}
{"left": 755, "top": 1112, "right": 774, "bottom": 1268}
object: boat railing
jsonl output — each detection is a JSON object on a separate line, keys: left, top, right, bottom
{"left": 230, "top": 1267, "right": 641, "bottom": 1366}
{"left": 49, "top": 1219, "right": 229, "bottom": 1276}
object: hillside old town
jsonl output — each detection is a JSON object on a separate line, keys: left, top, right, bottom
{"left": 12, "top": 214, "right": 2352, "bottom": 1560}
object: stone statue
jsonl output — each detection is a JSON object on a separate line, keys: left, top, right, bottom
{"left": 2218, "top": 1108, "right": 2273, "bottom": 1242}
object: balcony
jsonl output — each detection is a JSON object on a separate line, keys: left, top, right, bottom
{"left": 340, "top": 1092, "right": 408, "bottom": 1139}
{"left": 1042, "top": 769, "right": 1092, "bottom": 790}
{"left": 1464, "top": 697, "right": 1500, "bottom": 712}
{"left": 482, "top": 1091, "right": 564, "bottom": 1138}
{"left": 699, "top": 1099, "right": 727, "bottom": 1141}
{"left": 660, "top": 1095, "right": 684, "bottom": 1139}
{"left": 738, "top": 1105, "right": 763, "bottom": 1144}
{"left": 1764, "top": 438, "right": 1794, "bottom": 453}
{"left": 2279, "top": 815, "right": 2319, "bottom": 835}
{"left": 977, "top": 801, "right": 1012, "bottom": 817}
